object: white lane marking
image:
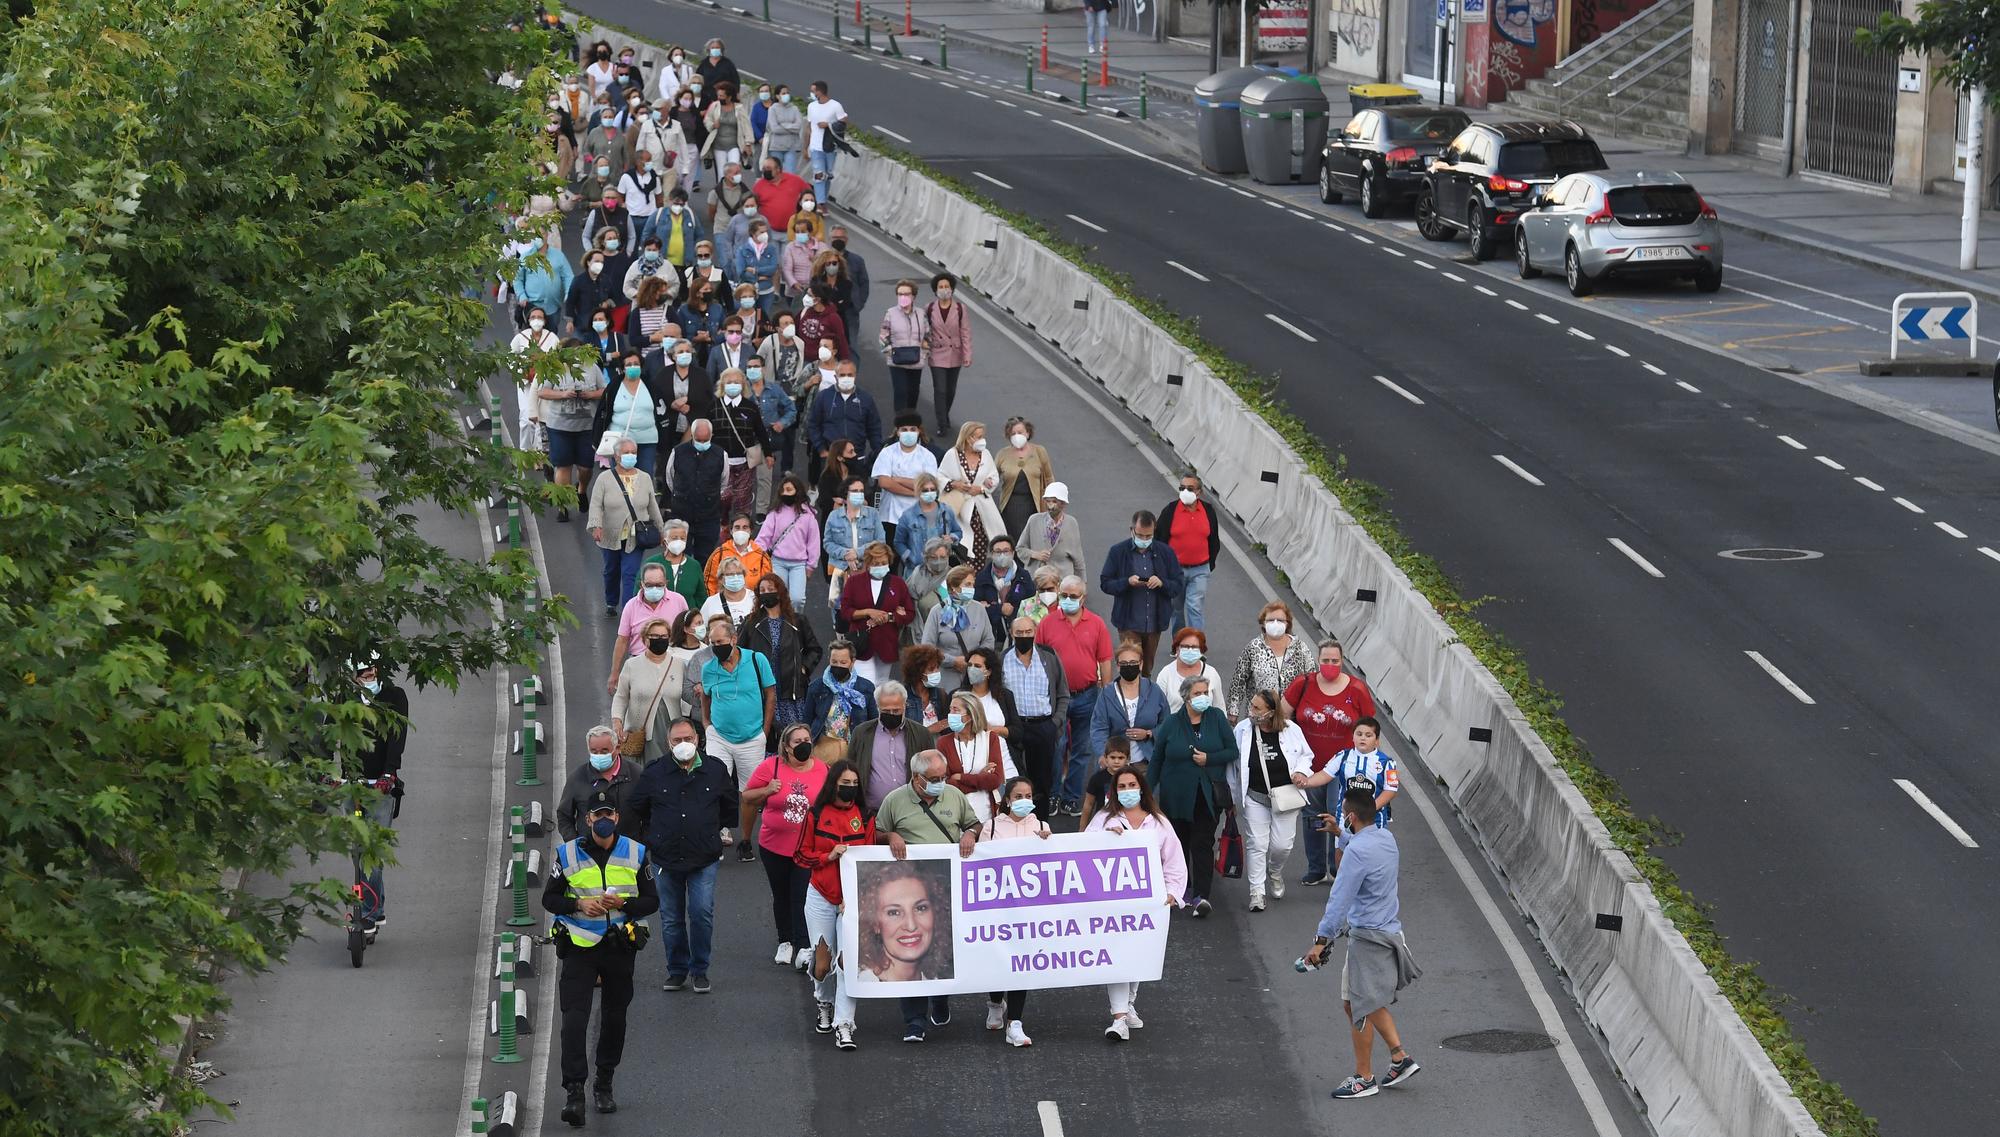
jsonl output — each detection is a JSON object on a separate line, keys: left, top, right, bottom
{"left": 1065, "top": 213, "right": 1107, "bottom": 233}
{"left": 966, "top": 90, "right": 991, "bottom": 99}
{"left": 1568, "top": 327, "right": 1595, "bottom": 341}
{"left": 1936, "top": 521, "right": 1968, "bottom": 538}
{"left": 1607, "top": 537, "right": 1665, "bottom": 578}
{"left": 1491, "top": 455, "right": 1545, "bottom": 486}
{"left": 1166, "top": 260, "right": 1210, "bottom": 282}
{"left": 1324, "top": 222, "right": 1346, "bottom": 233}
{"left": 1981, "top": 546, "right": 2000, "bottom": 564}
{"left": 1038, "top": 1101, "right": 1066, "bottom": 1137}
{"left": 938, "top": 80, "right": 961, "bottom": 89}
{"left": 1289, "top": 209, "right": 1313, "bottom": 219}
{"left": 972, "top": 171, "right": 1014, "bottom": 190}
{"left": 1726, "top": 283, "right": 1861, "bottom": 327}
{"left": 1675, "top": 381, "right": 1703, "bottom": 394}
{"left": 912, "top": 244, "right": 1622, "bottom": 1137}
{"left": 1641, "top": 362, "right": 1666, "bottom": 376}
{"left": 1893, "top": 779, "right": 1980, "bottom": 848}
{"left": 1202, "top": 177, "right": 1226, "bottom": 188}
{"left": 1265, "top": 199, "right": 1287, "bottom": 210}
{"left": 1744, "top": 650, "right": 1815, "bottom": 705}
{"left": 1049, "top": 120, "right": 1189, "bottom": 177}
{"left": 1473, "top": 284, "right": 1496, "bottom": 296}
{"left": 1604, "top": 344, "right": 1630, "bottom": 357}
{"left": 1265, "top": 313, "right": 1318, "bottom": 342}
{"left": 1536, "top": 313, "right": 1561, "bottom": 325}
{"left": 1894, "top": 496, "right": 1925, "bottom": 514}
{"left": 1505, "top": 298, "right": 1529, "bottom": 310}
{"left": 1385, "top": 247, "right": 1407, "bottom": 257}
{"left": 1777, "top": 434, "right": 1807, "bottom": 450}
{"left": 1353, "top": 233, "right": 1376, "bottom": 245}
{"left": 875, "top": 126, "right": 913, "bottom": 144}
{"left": 1232, "top": 187, "right": 1255, "bottom": 198}
{"left": 1441, "top": 271, "right": 1465, "bottom": 282}
{"left": 1024, "top": 108, "right": 1044, "bottom": 117}
{"left": 1854, "top": 477, "right": 1885, "bottom": 491}
{"left": 1814, "top": 455, "right": 1845, "bottom": 470}
{"left": 1374, "top": 375, "right": 1426, "bottom": 405}
{"left": 1414, "top": 259, "right": 1436, "bottom": 269}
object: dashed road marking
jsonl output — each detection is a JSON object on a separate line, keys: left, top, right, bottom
{"left": 1894, "top": 779, "right": 1979, "bottom": 848}
{"left": 1491, "top": 455, "right": 1544, "bottom": 486}
{"left": 1744, "top": 650, "right": 1815, "bottom": 705}
{"left": 1641, "top": 363, "right": 1666, "bottom": 376}
{"left": 1536, "top": 313, "right": 1560, "bottom": 325}
{"left": 1936, "top": 521, "right": 1968, "bottom": 539}
{"left": 1473, "top": 285, "right": 1496, "bottom": 296}
{"left": 1568, "top": 327, "right": 1595, "bottom": 340}
{"left": 973, "top": 171, "right": 1014, "bottom": 190}
{"left": 1607, "top": 537, "right": 1665, "bottom": 578}
{"left": 1441, "top": 271, "right": 1465, "bottom": 282}
{"left": 1166, "top": 260, "right": 1209, "bottom": 282}
{"left": 1065, "top": 213, "right": 1107, "bottom": 233}
{"left": 1854, "top": 477, "right": 1884, "bottom": 491}
{"left": 1374, "top": 375, "right": 1425, "bottom": 405}
{"left": 1604, "top": 344, "right": 1630, "bottom": 357}
{"left": 875, "top": 127, "right": 913, "bottom": 143}
{"left": 1505, "top": 299, "right": 1528, "bottom": 310}
{"left": 1814, "top": 455, "right": 1844, "bottom": 470}
{"left": 1777, "top": 435, "right": 1807, "bottom": 450}
{"left": 1894, "top": 497, "right": 1925, "bottom": 514}
{"left": 1266, "top": 313, "right": 1318, "bottom": 342}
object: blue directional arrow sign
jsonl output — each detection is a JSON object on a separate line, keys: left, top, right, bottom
{"left": 1937, "top": 305, "right": 1970, "bottom": 339}
{"left": 1887, "top": 291, "right": 1976, "bottom": 361}
{"left": 1898, "top": 307, "right": 1929, "bottom": 340}
{"left": 1897, "top": 305, "right": 1972, "bottom": 341}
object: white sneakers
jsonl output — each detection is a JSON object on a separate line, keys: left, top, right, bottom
{"left": 1270, "top": 872, "right": 1286, "bottom": 900}
{"left": 985, "top": 1000, "right": 1007, "bottom": 1031}
{"left": 1104, "top": 1016, "right": 1130, "bottom": 1042}
{"left": 773, "top": 941, "right": 795, "bottom": 966}
{"left": 1124, "top": 1008, "right": 1145, "bottom": 1030}
{"left": 1006, "top": 1021, "right": 1033, "bottom": 1047}
{"left": 1248, "top": 894, "right": 1267, "bottom": 912}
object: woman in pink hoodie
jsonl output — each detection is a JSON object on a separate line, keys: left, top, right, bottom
{"left": 981, "top": 776, "right": 1051, "bottom": 1048}
{"left": 1084, "top": 768, "right": 1188, "bottom": 1043}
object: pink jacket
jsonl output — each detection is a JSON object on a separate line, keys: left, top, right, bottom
{"left": 924, "top": 298, "right": 972, "bottom": 369}
{"left": 1084, "top": 809, "right": 1188, "bottom": 905}
{"left": 757, "top": 503, "right": 822, "bottom": 564}
{"left": 983, "top": 811, "right": 1050, "bottom": 841}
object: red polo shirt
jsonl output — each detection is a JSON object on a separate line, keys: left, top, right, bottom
{"left": 1037, "top": 609, "right": 1114, "bottom": 694}
{"left": 750, "top": 171, "right": 811, "bottom": 231}
{"left": 1166, "top": 500, "right": 1212, "bottom": 567}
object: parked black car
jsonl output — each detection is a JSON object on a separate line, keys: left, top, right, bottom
{"left": 1320, "top": 105, "right": 1471, "bottom": 218}
{"left": 1415, "top": 120, "right": 1608, "bottom": 260}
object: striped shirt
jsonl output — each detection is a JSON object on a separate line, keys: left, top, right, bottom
{"left": 1004, "top": 648, "right": 1052, "bottom": 716}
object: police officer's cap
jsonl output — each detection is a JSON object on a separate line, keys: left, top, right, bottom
{"left": 585, "top": 789, "right": 619, "bottom": 814}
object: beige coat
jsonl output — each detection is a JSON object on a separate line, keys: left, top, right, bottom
{"left": 587, "top": 468, "right": 667, "bottom": 551}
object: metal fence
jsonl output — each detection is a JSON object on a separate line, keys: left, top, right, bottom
{"left": 1803, "top": 0, "right": 1897, "bottom": 185}
{"left": 1732, "top": 0, "right": 1792, "bottom": 142}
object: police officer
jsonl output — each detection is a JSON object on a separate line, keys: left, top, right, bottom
{"left": 543, "top": 789, "right": 660, "bottom": 1127}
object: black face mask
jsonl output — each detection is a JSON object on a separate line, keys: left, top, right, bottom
{"left": 829, "top": 666, "right": 852, "bottom": 682}
{"left": 835, "top": 783, "right": 859, "bottom": 803}
{"left": 1013, "top": 636, "right": 1036, "bottom": 654}
{"left": 878, "top": 710, "right": 904, "bottom": 730}
{"left": 791, "top": 741, "right": 814, "bottom": 762}
{"left": 831, "top": 239, "right": 847, "bottom": 251}
{"left": 759, "top": 592, "right": 781, "bottom": 610}
{"left": 648, "top": 637, "right": 672, "bottom": 653}
{"left": 712, "top": 642, "right": 734, "bottom": 661}
{"left": 781, "top": 492, "right": 801, "bottom": 504}
{"left": 761, "top": 168, "right": 777, "bottom": 181}
{"left": 1119, "top": 662, "right": 1142, "bottom": 681}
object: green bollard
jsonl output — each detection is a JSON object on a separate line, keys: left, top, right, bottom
{"left": 1026, "top": 46, "right": 1034, "bottom": 92}
{"left": 506, "top": 497, "right": 520, "bottom": 549}
{"left": 488, "top": 394, "right": 504, "bottom": 455}
{"left": 518, "top": 675, "right": 541, "bottom": 786}
{"left": 1141, "top": 72, "right": 1149, "bottom": 120}
{"left": 1080, "top": 69, "right": 1088, "bottom": 109}
{"left": 506, "top": 809, "right": 535, "bottom": 927}
{"left": 471, "top": 1097, "right": 489, "bottom": 1134}
{"left": 864, "top": 19, "right": 871, "bottom": 49}
{"left": 834, "top": 8, "right": 841, "bottom": 39}
{"left": 522, "top": 587, "right": 539, "bottom": 648}
{"left": 940, "top": 26, "right": 948, "bottom": 69}
{"left": 492, "top": 936, "right": 524, "bottom": 1063}
{"left": 762, "top": 0, "right": 770, "bottom": 19}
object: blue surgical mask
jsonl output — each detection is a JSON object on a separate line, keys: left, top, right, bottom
{"left": 946, "top": 712, "right": 966, "bottom": 733}
{"left": 606, "top": 238, "right": 621, "bottom": 251}
{"left": 923, "top": 779, "right": 950, "bottom": 798}
{"left": 590, "top": 816, "right": 618, "bottom": 838}
{"left": 793, "top": 232, "right": 808, "bottom": 244}
{"left": 899, "top": 429, "right": 919, "bottom": 447}
{"left": 723, "top": 382, "right": 743, "bottom": 397}
{"left": 619, "top": 453, "right": 638, "bottom": 469}
{"left": 1132, "top": 536, "right": 1153, "bottom": 549}
{"left": 1058, "top": 597, "right": 1081, "bottom": 615}
{"left": 739, "top": 296, "right": 757, "bottom": 310}
{"left": 674, "top": 352, "right": 693, "bottom": 367}
{"left": 745, "top": 368, "right": 763, "bottom": 381}
{"left": 847, "top": 492, "right": 866, "bottom": 507}
{"left": 1177, "top": 647, "right": 1202, "bottom": 665}
{"left": 589, "top": 752, "right": 615, "bottom": 772}
{"left": 958, "top": 586, "right": 977, "bottom": 601}
{"left": 698, "top": 257, "right": 713, "bottom": 268}
{"left": 644, "top": 249, "right": 662, "bottom": 264}
{"left": 643, "top": 585, "right": 665, "bottom": 603}
{"left": 361, "top": 679, "right": 381, "bottom": 695}
{"left": 723, "top": 573, "right": 745, "bottom": 592}
{"left": 1188, "top": 694, "right": 1212, "bottom": 713}
{"left": 1116, "top": 788, "right": 1142, "bottom": 809}
{"left": 692, "top": 439, "right": 711, "bottom": 452}
{"left": 1009, "top": 798, "right": 1036, "bottom": 818}
{"left": 919, "top": 490, "right": 938, "bottom": 504}
{"left": 868, "top": 564, "right": 889, "bottom": 580}
{"left": 624, "top": 364, "right": 642, "bottom": 378}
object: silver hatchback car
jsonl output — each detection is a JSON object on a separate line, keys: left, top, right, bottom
{"left": 1514, "top": 170, "right": 1723, "bottom": 296}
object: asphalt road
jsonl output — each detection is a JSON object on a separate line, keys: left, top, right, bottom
{"left": 515, "top": 219, "right": 1648, "bottom": 1137}
{"left": 565, "top": 4, "right": 2000, "bottom": 1131}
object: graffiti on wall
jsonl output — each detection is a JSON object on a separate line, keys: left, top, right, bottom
{"left": 1330, "top": 0, "right": 1381, "bottom": 63}
{"left": 1489, "top": 37, "right": 1525, "bottom": 87}
{"left": 1495, "top": 0, "right": 1556, "bottom": 46}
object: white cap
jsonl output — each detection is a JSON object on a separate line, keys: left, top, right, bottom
{"left": 1042, "top": 481, "right": 1069, "bottom": 504}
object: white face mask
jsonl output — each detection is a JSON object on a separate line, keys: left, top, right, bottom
{"left": 972, "top": 437, "right": 987, "bottom": 452}
{"left": 1010, "top": 432, "right": 1028, "bottom": 449}
{"left": 528, "top": 318, "right": 545, "bottom": 331}
{"left": 779, "top": 325, "right": 795, "bottom": 339}
{"left": 818, "top": 346, "right": 834, "bottom": 361}
{"left": 1038, "top": 590, "right": 1058, "bottom": 606}
{"left": 666, "top": 538, "right": 687, "bottom": 555}
{"left": 1264, "top": 618, "right": 1288, "bottom": 638}
{"left": 836, "top": 376, "right": 856, "bottom": 393}
{"left": 671, "top": 740, "right": 698, "bottom": 762}
{"left": 1179, "top": 489, "right": 1198, "bottom": 506}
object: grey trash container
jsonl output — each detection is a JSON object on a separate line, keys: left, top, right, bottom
{"left": 1241, "top": 76, "right": 1331, "bottom": 186}
{"left": 1194, "top": 66, "right": 1277, "bottom": 175}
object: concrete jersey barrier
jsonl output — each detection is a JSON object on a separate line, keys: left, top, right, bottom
{"left": 834, "top": 145, "right": 1824, "bottom": 1137}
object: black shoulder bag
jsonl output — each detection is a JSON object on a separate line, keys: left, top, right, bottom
{"left": 615, "top": 474, "right": 662, "bottom": 549}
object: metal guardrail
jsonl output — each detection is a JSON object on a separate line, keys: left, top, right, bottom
{"left": 1550, "top": 0, "right": 1691, "bottom": 88}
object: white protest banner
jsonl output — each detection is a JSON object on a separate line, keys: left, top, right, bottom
{"left": 839, "top": 831, "right": 1169, "bottom": 998}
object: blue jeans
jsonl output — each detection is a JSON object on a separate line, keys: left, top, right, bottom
{"left": 1300, "top": 781, "right": 1333, "bottom": 879}
{"left": 350, "top": 791, "right": 395, "bottom": 922}
{"left": 769, "top": 148, "right": 798, "bottom": 175}
{"left": 1061, "top": 686, "right": 1100, "bottom": 806}
{"left": 773, "top": 558, "right": 810, "bottom": 607}
{"left": 1085, "top": 8, "right": 1109, "bottom": 50}
{"left": 810, "top": 149, "right": 837, "bottom": 203}
{"left": 658, "top": 862, "right": 718, "bottom": 978}
{"left": 1178, "top": 561, "right": 1212, "bottom": 631}
{"left": 601, "top": 545, "right": 644, "bottom": 608}
{"left": 631, "top": 441, "right": 660, "bottom": 479}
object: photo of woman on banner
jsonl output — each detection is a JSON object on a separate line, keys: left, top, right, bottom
{"left": 855, "top": 859, "right": 956, "bottom": 983}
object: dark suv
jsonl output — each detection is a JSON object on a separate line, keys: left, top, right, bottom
{"left": 1416, "top": 120, "right": 1608, "bottom": 260}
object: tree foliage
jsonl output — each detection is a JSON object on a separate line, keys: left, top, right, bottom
{"left": 1863, "top": 0, "right": 2000, "bottom": 99}
{"left": 0, "top": 0, "right": 562, "bottom": 1131}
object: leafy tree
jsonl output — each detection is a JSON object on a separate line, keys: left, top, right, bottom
{"left": 1863, "top": 1, "right": 2000, "bottom": 98}
{"left": 0, "top": 0, "right": 563, "bottom": 1132}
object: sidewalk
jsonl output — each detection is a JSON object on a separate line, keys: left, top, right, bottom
{"left": 877, "top": 0, "right": 2000, "bottom": 303}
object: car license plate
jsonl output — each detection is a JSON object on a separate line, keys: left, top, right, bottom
{"left": 1629, "top": 247, "right": 1691, "bottom": 260}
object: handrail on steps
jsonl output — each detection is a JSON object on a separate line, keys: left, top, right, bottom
{"left": 1606, "top": 25, "right": 1692, "bottom": 96}
{"left": 1550, "top": 0, "right": 1692, "bottom": 88}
